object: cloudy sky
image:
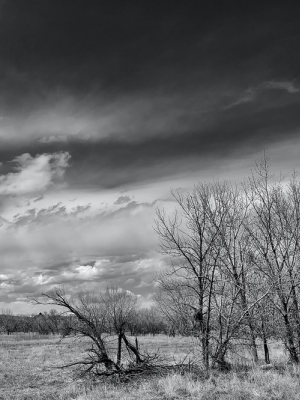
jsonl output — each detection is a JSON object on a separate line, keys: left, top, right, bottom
{"left": 1, "top": 1, "right": 300, "bottom": 313}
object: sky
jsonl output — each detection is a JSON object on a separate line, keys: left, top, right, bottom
{"left": 1, "top": 0, "right": 300, "bottom": 314}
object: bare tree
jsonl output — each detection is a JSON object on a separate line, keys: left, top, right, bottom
{"left": 33, "top": 288, "right": 121, "bottom": 375}
{"left": 0, "top": 309, "right": 18, "bottom": 335}
{"left": 208, "top": 182, "right": 260, "bottom": 363}
{"left": 155, "top": 184, "right": 225, "bottom": 369}
{"left": 32, "top": 287, "right": 148, "bottom": 377}
{"left": 155, "top": 184, "right": 257, "bottom": 368}
{"left": 155, "top": 181, "right": 269, "bottom": 369}
{"left": 245, "top": 157, "right": 300, "bottom": 363}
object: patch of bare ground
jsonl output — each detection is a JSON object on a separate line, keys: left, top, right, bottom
{"left": 0, "top": 334, "right": 299, "bottom": 400}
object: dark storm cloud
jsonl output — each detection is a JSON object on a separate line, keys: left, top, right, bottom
{"left": 1, "top": 85, "right": 299, "bottom": 188}
{"left": 0, "top": 1, "right": 249, "bottom": 93}
{"left": 65, "top": 95, "right": 300, "bottom": 187}
{"left": 0, "top": 1, "right": 300, "bottom": 187}
{"left": 1, "top": 1, "right": 300, "bottom": 102}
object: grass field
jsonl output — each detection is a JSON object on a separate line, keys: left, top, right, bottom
{"left": 1, "top": 333, "right": 300, "bottom": 400}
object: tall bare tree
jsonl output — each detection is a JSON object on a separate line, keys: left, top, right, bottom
{"left": 245, "top": 157, "right": 300, "bottom": 363}
{"left": 155, "top": 183, "right": 262, "bottom": 368}
{"left": 209, "top": 182, "right": 260, "bottom": 362}
{"left": 155, "top": 180, "right": 269, "bottom": 368}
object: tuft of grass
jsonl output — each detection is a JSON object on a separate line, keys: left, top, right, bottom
{"left": 68, "top": 367, "right": 300, "bottom": 400}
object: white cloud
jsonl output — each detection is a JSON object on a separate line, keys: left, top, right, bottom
{"left": 263, "top": 80, "right": 299, "bottom": 93}
{"left": 225, "top": 80, "right": 299, "bottom": 109}
{"left": 0, "top": 152, "right": 70, "bottom": 196}
{"left": 0, "top": 198, "right": 174, "bottom": 311}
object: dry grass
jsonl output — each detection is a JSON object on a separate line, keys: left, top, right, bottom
{"left": 0, "top": 333, "right": 299, "bottom": 400}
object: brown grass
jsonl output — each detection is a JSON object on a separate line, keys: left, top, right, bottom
{"left": 0, "top": 333, "right": 298, "bottom": 400}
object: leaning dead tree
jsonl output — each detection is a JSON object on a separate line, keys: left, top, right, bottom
{"left": 32, "top": 287, "right": 151, "bottom": 378}
{"left": 32, "top": 287, "right": 188, "bottom": 380}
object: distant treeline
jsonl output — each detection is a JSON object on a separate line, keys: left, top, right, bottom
{"left": 0, "top": 307, "right": 169, "bottom": 337}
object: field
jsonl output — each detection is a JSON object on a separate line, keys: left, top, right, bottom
{"left": 1, "top": 333, "right": 300, "bottom": 400}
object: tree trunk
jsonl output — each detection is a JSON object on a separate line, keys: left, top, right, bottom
{"left": 249, "top": 329, "right": 259, "bottom": 363}
{"left": 263, "top": 336, "right": 270, "bottom": 364}
{"left": 282, "top": 309, "right": 299, "bottom": 363}
{"left": 202, "top": 333, "right": 209, "bottom": 370}
{"left": 103, "top": 355, "right": 120, "bottom": 371}
{"left": 213, "top": 347, "right": 230, "bottom": 370}
{"left": 238, "top": 269, "right": 259, "bottom": 363}
{"left": 117, "top": 332, "right": 122, "bottom": 366}
{"left": 290, "top": 284, "right": 300, "bottom": 353}
{"left": 135, "top": 337, "right": 139, "bottom": 354}
{"left": 196, "top": 281, "right": 209, "bottom": 370}
{"left": 122, "top": 333, "right": 143, "bottom": 364}
{"left": 261, "top": 318, "right": 270, "bottom": 364}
